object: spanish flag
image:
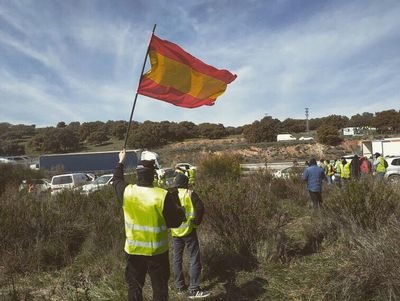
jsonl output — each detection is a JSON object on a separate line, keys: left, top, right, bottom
{"left": 138, "top": 35, "right": 237, "bottom": 108}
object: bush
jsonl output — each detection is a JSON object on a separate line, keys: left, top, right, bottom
{"left": 0, "top": 187, "right": 124, "bottom": 274}
{"left": 317, "top": 124, "right": 342, "bottom": 145}
{"left": 197, "top": 153, "right": 242, "bottom": 180}
{"left": 325, "top": 221, "right": 400, "bottom": 300}
{"left": 0, "top": 164, "right": 43, "bottom": 195}
{"left": 323, "top": 178, "right": 399, "bottom": 231}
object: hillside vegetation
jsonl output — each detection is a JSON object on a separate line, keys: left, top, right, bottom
{"left": 1, "top": 152, "right": 400, "bottom": 300}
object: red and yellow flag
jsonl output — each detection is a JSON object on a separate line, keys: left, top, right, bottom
{"left": 138, "top": 35, "right": 237, "bottom": 108}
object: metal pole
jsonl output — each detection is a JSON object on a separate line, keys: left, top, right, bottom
{"left": 305, "top": 107, "right": 309, "bottom": 132}
{"left": 123, "top": 24, "right": 157, "bottom": 149}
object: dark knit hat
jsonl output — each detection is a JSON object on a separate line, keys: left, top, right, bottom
{"left": 173, "top": 173, "right": 189, "bottom": 188}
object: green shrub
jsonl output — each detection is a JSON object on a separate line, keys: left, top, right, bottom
{"left": 197, "top": 153, "right": 242, "bottom": 180}
{"left": 0, "top": 187, "right": 124, "bottom": 275}
{"left": 325, "top": 221, "right": 400, "bottom": 300}
{"left": 0, "top": 164, "right": 43, "bottom": 195}
{"left": 323, "top": 178, "right": 399, "bottom": 231}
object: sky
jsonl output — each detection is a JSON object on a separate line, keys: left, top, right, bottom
{"left": 0, "top": 0, "right": 399, "bottom": 128}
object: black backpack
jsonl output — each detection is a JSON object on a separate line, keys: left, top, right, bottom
{"left": 384, "top": 159, "right": 388, "bottom": 168}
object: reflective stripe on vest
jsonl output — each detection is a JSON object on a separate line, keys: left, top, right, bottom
{"left": 171, "top": 188, "right": 195, "bottom": 237}
{"left": 376, "top": 157, "right": 386, "bottom": 173}
{"left": 341, "top": 163, "right": 351, "bottom": 179}
{"left": 123, "top": 184, "right": 168, "bottom": 256}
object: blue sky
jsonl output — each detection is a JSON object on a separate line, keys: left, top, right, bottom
{"left": 1, "top": 0, "right": 399, "bottom": 127}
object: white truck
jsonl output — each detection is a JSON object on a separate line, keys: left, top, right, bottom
{"left": 362, "top": 138, "right": 400, "bottom": 157}
{"left": 277, "top": 134, "right": 297, "bottom": 141}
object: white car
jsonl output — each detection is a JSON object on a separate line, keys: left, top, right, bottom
{"left": 81, "top": 174, "right": 114, "bottom": 194}
{"left": 273, "top": 166, "right": 305, "bottom": 179}
{"left": 50, "top": 173, "right": 92, "bottom": 196}
{"left": 0, "top": 157, "right": 17, "bottom": 165}
{"left": 299, "top": 136, "right": 314, "bottom": 141}
{"left": 175, "top": 163, "right": 196, "bottom": 171}
{"left": 384, "top": 156, "right": 400, "bottom": 183}
{"left": 19, "top": 178, "right": 51, "bottom": 193}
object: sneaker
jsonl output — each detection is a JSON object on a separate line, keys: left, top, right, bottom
{"left": 176, "top": 288, "right": 187, "bottom": 295}
{"left": 188, "top": 289, "right": 211, "bottom": 299}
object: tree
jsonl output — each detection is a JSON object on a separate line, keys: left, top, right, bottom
{"left": 372, "top": 110, "right": 400, "bottom": 133}
{"left": 243, "top": 116, "right": 280, "bottom": 143}
{"left": 280, "top": 118, "right": 305, "bottom": 133}
{"left": 0, "top": 140, "right": 25, "bottom": 155}
{"left": 27, "top": 127, "right": 80, "bottom": 153}
{"left": 348, "top": 112, "right": 374, "bottom": 127}
{"left": 127, "top": 121, "right": 166, "bottom": 149}
{"left": 57, "top": 121, "right": 66, "bottom": 128}
{"left": 197, "top": 123, "right": 227, "bottom": 139}
{"left": 87, "top": 130, "right": 109, "bottom": 145}
{"left": 317, "top": 124, "right": 342, "bottom": 145}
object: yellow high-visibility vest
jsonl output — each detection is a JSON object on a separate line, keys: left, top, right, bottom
{"left": 171, "top": 188, "right": 195, "bottom": 237}
{"left": 123, "top": 184, "right": 168, "bottom": 256}
{"left": 376, "top": 157, "right": 386, "bottom": 173}
{"left": 188, "top": 168, "right": 196, "bottom": 186}
{"left": 335, "top": 161, "right": 342, "bottom": 175}
{"left": 341, "top": 162, "right": 351, "bottom": 179}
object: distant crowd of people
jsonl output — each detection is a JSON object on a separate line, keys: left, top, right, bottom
{"left": 303, "top": 152, "right": 388, "bottom": 209}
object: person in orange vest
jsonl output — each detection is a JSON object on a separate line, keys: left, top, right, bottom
{"left": 113, "top": 149, "right": 185, "bottom": 301}
{"left": 28, "top": 183, "right": 35, "bottom": 193}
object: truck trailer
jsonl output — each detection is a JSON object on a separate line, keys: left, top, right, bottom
{"left": 39, "top": 150, "right": 160, "bottom": 174}
{"left": 362, "top": 138, "right": 400, "bottom": 157}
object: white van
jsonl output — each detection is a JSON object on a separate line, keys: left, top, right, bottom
{"left": 50, "top": 173, "right": 92, "bottom": 196}
{"left": 277, "top": 134, "right": 297, "bottom": 141}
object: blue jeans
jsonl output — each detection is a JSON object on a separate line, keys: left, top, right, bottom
{"left": 172, "top": 230, "right": 202, "bottom": 292}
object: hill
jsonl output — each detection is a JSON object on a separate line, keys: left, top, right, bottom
{"left": 154, "top": 137, "right": 361, "bottom": 168}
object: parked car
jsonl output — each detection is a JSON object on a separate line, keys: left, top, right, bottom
{"left": 156, "top": 167, "right": 176, "bottom": 188}
{"left": 50, "top": 173, "right": 92, "bottom": 196}
{"left": 273, "top": 166, "right": 305, "bottom": 179}
{"left": 299, "top": 136, "right": 314, "bottom": 141}
{"left": 6, "top": 156, "right": 31, "bottom": 166}
{"left": 81, "top": 174, "right": 114, "bottom": 195}
{"left": 0, "top": 157, "right": 17, "bottom": 165}
{"left": 19, "top": 178, "right": 51, "bottom": 194}
{"left": 384, "top": 156, "right": 400, "bottom": 183}
{"left": 175, "top": 163, "right": 196, "bottom": 171}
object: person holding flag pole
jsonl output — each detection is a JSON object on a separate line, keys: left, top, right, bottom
{"left": 116, "top": 24, "right": 236, "bottom": 300}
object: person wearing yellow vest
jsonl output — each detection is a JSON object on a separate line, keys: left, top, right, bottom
{"left": 340, "top": 158, "right": 351, "bottom": 188}
{"left": 373, "top": 152, "right": 386, "bottom": 181}
{"left": 171, "top": 173, "right": 210, "bottom": 299}
{"left": 113, "top": 149, "right": 185, "bottom": 301}
{"left": 333, "top": 159, "right": 342, "bottom": 187}
{"left": 325, "top": 160, "right": 334, "bottom": 185}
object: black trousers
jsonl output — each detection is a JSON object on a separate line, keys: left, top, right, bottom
{"left": 125, "top": 251, "right": 170, "bottom": 301}
{"left": 308, "top": 190, "right": 322, "bottom": 209}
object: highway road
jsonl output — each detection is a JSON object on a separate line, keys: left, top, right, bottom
{"left": 240, "top": 161, "right": 306, "bottom": 175}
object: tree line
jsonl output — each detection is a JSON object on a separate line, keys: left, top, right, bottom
{"left": 1, "top": 109, "right": 400, "bottom": 155}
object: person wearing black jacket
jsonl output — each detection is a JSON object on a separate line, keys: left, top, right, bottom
{"left": 113, "top": 149, "right": 185, "bottom": 301}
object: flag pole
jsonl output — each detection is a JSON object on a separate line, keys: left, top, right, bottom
{"left": 123, "top": 24, "right": 157, "bottom": 149}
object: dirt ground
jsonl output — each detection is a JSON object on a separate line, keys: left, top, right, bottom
{"left": 156, "top": 137, "right": 361, "bottom": 166}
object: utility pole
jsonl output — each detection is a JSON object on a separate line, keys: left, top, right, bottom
{"left": 305, "top": 108, "right": 309, "bottom": 132}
